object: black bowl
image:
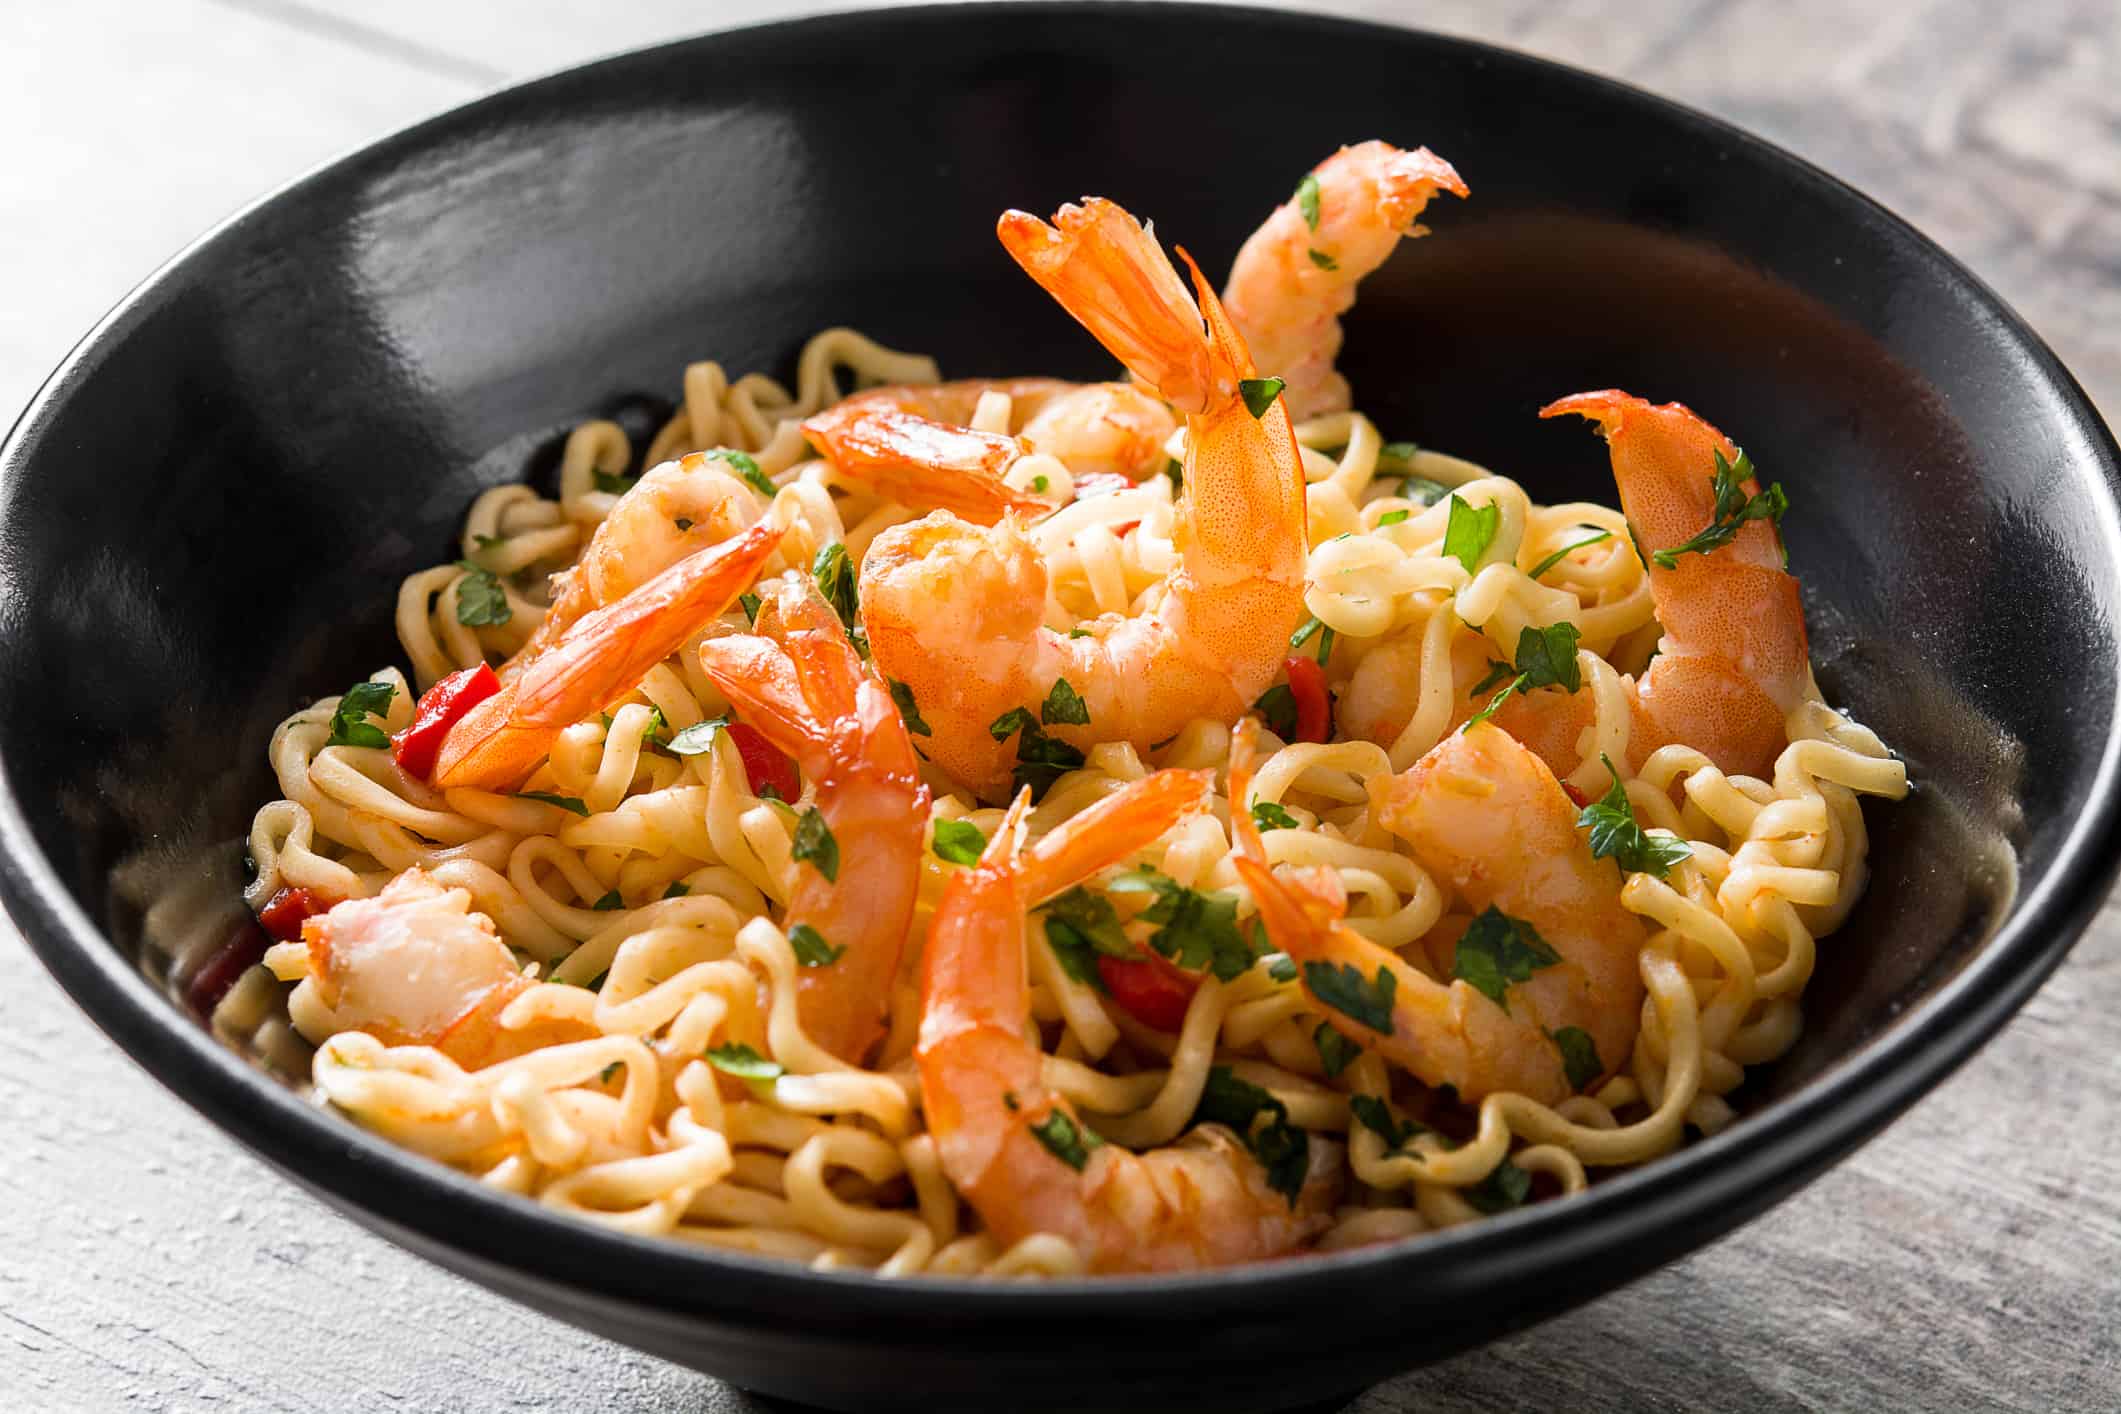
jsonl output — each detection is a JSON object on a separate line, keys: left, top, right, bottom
{"left": 3, "top": 5, "right": 2118, "bottom": 1411}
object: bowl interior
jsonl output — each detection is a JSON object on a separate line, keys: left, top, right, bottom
{"left": 2, "top": 4, "right": 2117, "bottom": 1405}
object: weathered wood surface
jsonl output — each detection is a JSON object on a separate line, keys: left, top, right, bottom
{"left": 2, "top": 1, "right": 2116, "bottom": 1409}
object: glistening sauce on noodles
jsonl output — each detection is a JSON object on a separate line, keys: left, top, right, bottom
{"left": 236, "top": 142, "right": 1907, "bottom": 1276}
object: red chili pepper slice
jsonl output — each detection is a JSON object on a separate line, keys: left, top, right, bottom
{"left": 183, "top": 919, "right": 272, "bottom": 1019}
{"left": 726, "top": 722, "right": 800, "bottom": 801}
{"left": 256, "top": 885, "right": 331, "bottom": 943}
{"left": 1282, "top": 655, "right": 1331, "bottom": 744}
{"left": 1096, "top": 951, "right": 1200, "bottom": 1033}
{"left": 391, "top": 662, "right": 502, "bottom": 780}
{"left": 1561, "top": 781, "right": 1590, "bottom": 808}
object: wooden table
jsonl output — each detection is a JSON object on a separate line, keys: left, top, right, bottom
{"left": 4, "top": 2, "right": 2116, "bottom": 1409}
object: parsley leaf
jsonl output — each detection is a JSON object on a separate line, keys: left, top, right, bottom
{"left": 1307, "top": 248, "right": 1338, "bottom": 271}
{"left": 1239, "top": 377, "right": 1285, "bottom": 419}
{"left": 1031, "top": 473, "right": 1049, "bottom": 493}
{"left": 1253, "top": 682, "right": 1298, "bottom": 739}
{"left": 1043, "top": 916, "right": 1106, "bottom": 990}
{"left": 516, "top": 790, "right": 588, "bottom": 816}
{"left": 886, "top": 679, "right": 932, "bottom": 737}
{"left": 1463, "top": 624, "right": 1583, "bottom": 732}
{"left": 738, "top": 592, "right": 761, "bottom": 625}
{"left": 1295, "top": 171, "right": 1322, "bottom": 231}
{"left": 812, "top": 542, "right": 860, "bottom": 637}
{"left": 1464, "top": 1158, "right": 1533, "bottom": 1214}
{"left": 1265, "top": 953, "right": 1299, "bottom": 984}
{"left": 788, "top": 923, "right": 844, "bottom": 967}
{"left": 1314, "top": 1023, "right": 1359, "bottom": 1078}
{"left": 988, "top": 707, "right": 1035, "bottom": 741}
{"left": 1379, "top": 440, "right": 1420, "bottom": 466}
{"left": 792, "top": 807, "right": 839, "bottom": 882}
{"left": 1041, "top": 677, "right": 1090, "bottom": 726}
{"left": 1551, "top": 1025, "right": 1603, "bottom": 1091}
{"left": 1377, "top": 508, "right": 1410, "bottom": 526}
{"left": 592, "top": 469, "right": 635, "bottom": 495}
{"left": 1110, "top": 867, "right": 1256, "bottom": 981}
{"left": 590, "top": 889, "right": 623, "bottom": 911}
{"left": 453, "top": 561, "right": 511, "bottom": 627}
{"left": 989, "top": 706, "right": 1085, "bottom": 800}
{"left": 663, "top": 717, "right": 728, "bottom": 755}
{"left": 1288, "top": 615, "right": 1335, "bottom": 666}
{"left": 931, "top": 818, "right": 987, "bottom": 866}
{"left": 1193, "top": 1066, "right": 1309, "bottom": 1204}
{"left": 1250, "top": 801, "right": 1300, "bottom": 832}
{"left": 1348, "top": 1093, "right": 1427, "bottom": 1150}
{"left": 327, "top": 680, "right": 395, "bottom": 749}
{"left": 1164, "top": 458, "right": 1184, "bottom": 494}
{"left": 1468, "top": 659, "right": 1515, "bottom": 698}
{"left": 1576, "top": 754, "right": 1691, "bottom": 879}
{"left": 1304, "top": 959, "right": 1397, "bottom": 1033}
{"left": 1451, "top": 906, "right": 1560, "bottom": 1011}
{"left": 702, "top": 447, "right": 775, "bottom": 500}
{"left": 1442, "top": 494, "right": 1501, "bottom": 572}
{"left": 1399, "top": 475, "right": 1450, "bottom": 505}
{"left": 1649, "top": 448, "right": 1788, "bottom": 570}
{"left": 1044, "top": 887, "right": 1132, "bottom": 960}
{"left": 1527, "top": 527, "right": 1615, "bottom": 581}
{"left": 704, "top": 1042, "right": 782, "bottom": 1080}
{"left": 1029, "top": 1110, "right": 1104, "bottom": 1171}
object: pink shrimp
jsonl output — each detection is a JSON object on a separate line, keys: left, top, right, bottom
{"left": 1223, "top": 141, "right": 1468, "bottom": 422}
{"left": 917, "top": 769, "right": 1342, "bottom": 1272}
{"left": 1231, "top": 719, "right": 1642, "bottom": 1107}
{"left": 856, "top": 197, "right": 1309, "bottom": 798}
{"left": 431, "top": 519, "right": 783, "bottom": 790}
{"left": 695, "top": 571, "right": 929, "bottom": 1066}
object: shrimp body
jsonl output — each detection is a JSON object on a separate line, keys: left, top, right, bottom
{"left": 1223, "top": 141, "right": 1468, "bottom": 421}
{"left": 296, "top": 869, "right": 582, "bottom": 1068}
{"left": 918, "top": 770, "right": 1341, "bottom": 1272}
{"left": 860, "top": 198, "right": 1309, "bottom": 797}
{"left": 696, "top": 571, "right": 929, "bottom": 1065}
{"left": 1234, "top": 721, "right": 1642, "bottom": 1107}
{"left": 431, "top": 519, "right": 783, "bottom": 790}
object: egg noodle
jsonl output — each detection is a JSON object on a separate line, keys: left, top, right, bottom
{"left": 227, "top": 324, "right": 1909, "bottom": 1277}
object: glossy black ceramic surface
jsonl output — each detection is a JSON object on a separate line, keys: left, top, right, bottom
{"left": 2, "top": 6, "right": 2118, "bottom": 1411}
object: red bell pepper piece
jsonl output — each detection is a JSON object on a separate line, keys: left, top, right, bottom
{"left": 184, "top": 919, "right": 272, "bottom": 1018}
{"left": 726, "top": 722, "right": 801, "bottom": 801}
{"left": 1561, "top": 781, "right": 1590, "bottom": 808}
{"left": 1096, "top": 950, "right": 1201, "bottom": 1033}
{"left": 256, "top": 885, "right": 331, "bottom": 942}
{"left": 1283, "top": 655, "right": 1331, "bottom": 744}
{"left": 391, "top": 663, "right": 502, "bottom": 780}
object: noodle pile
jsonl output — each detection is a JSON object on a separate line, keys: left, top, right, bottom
{"left": 236, "top": 330, "right": 1907, "bottom": 1276}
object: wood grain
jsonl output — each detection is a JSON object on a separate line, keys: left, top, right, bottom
{"left": 1, "top": 1, "right": 2116, "bottom": 1410}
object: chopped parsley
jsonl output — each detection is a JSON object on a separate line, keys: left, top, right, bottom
{"left": 886, "top": 679, "right": 932, "bottom": 737}
{"left": 1108, "top": 866, "right": 1256, "bottom": 981}
{"left": 1463, "top": 623, "right": 1583, "bottom": 732}
{"left": 738, "top": 592, "right": 761, "bottom": 625}
{"left": 663, "top": 717, "right": 727, "bottom": 755}
{"left": 1451, "top": 906, "right": 1560, "bottom": 1011}
{"left": 662, "top": 881, "right": 691, "bottom": 899}
{"left": 791, "top": 807, "right": 839, "bottom": 882}
{"left": 930, "top": 817, "right": 987, "bottom": 866}
{"left": 812, "top": 542, "right": 861, "bottom": 641}
{"left": 1577, "top": 754, "right": 1692, "bottom": 879}
{"left": 1164, "top": 458, "right": 1184, "bottom": 494}
{"left": 600, "top": 1062, "right": 622, "bottom": 1084}
{"left": 1399, "top": 475, "right": 1451, "bottom": 506}
{"left": 1238, "top": 377, "right": 1285, "bottom": 419}
{"left": 1527, "top": 527, "right": 1615, "bottom": 581}
{"left": 703, "top": 446, "right": 776, "bottom": 500}
{"left": 1252, "top": 682, "right": 1299, "bottom": 740}
{"left": 1031, "top": 474, "right": 1049, "bottom": 493}
{"left": 1265, "top": 953, "right": 1300, "bottom": 984}
{"left": 453, "top": 561, "right": 511, "bottom": 627}
{"left": 988, "top": 705, "right": 1085, "bottom": 800}
{"left": 516, "top": 790, "right": 589, "bottom": 816}
{"left": 1304, "top": 958, "right": 1398, "bottom": 1033}
{"left": 1193, "top": 1066, "right": 1308, "bottom": 1204}
{"left": 1551, "top": 1025, "right": 1603, "bottom": 1091}
{"left": 591, "top": 468, "right": 635, "bottom": 495}
{"left": 1295, "top": 171, "right": 1322, "bottom": 231}
{"left": 326, "top": 680, "right": 395, "bottom": 749}
{"left": 1288, "top": 615, "right": 1336, "bottom": 666}
{"left": 1250, "top": 801, "right": 1300, "bottom": 832}
{"left": 1313, "top": 1023, "right": 1359, "bottom": 1078}
{"left": 1042, "top": 886, "right": 1128, "bottom": 987}
{"left": 1307, "top": 248, "right": 1339, "bottom": 271}
{"left": 1041, "top": 677, "right": 1091, "bottom": 726}
{"left": 1442, "top": 494, "right": 1501, "bottom": 573}
{"left": 1348, "top": 1094, "right": 1427, "bottom": 1151}
{"left": 1649, "top": 448, "right": 1788, "bottom": 570}
{"left": 1067, "top": 627, "right": 1093, "bottom": 640}
{"left": 590, "top": 889, "right": 623, "bottom": 911}
{"left": 788, "top": 923, "right": 844, "bottom": 967}
{"left": 1464, "top": 1158, "right": 1533, "bottom": 1214}
{"left": 1029, "top": 1109, "right": 1104, "bottom": 1171}
{"left": 1377, "top": 508, "right": 1410, "bottom": 527}
{"left": 1378, "top": 440, "right": 1420, "bottom": 466}
{"left": 704, "top": 1042, "right": 782, "bottom": 1080}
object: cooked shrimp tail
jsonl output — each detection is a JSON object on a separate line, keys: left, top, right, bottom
{"left": 697, "top": 570, "right": 930, "bottom": 1065}
{"left": 800, "top": 404, "right": 1053, "bottom": 524}
{"left": 432, "top": 519, "right": 783, "bottom": 789}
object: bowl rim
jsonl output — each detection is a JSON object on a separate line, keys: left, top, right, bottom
{"left": 3, "top": 0, "right": 2120, "bottom": 1330}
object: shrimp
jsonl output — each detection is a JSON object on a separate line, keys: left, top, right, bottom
{"left": 1474, "top": 392, "right": 1809, "bottom": 781}
{"left": 858, "top": 197, "right": 1309, "bottom": 798}
{"left": 803, "top": 377, "right": 1178, "bottom": 511}
{"left": 1223, "top": 141, "right": 1468, "bottom": 422}
{"left": 293, "top": 869, "right": 587, "bottom": 1069}
{"left": 431, "top": 519, "right": 783, "bottom": 790}
{"left": 918, "top": 769, "right": 1342, "bottom": 1272}
{"left": 1231, "top": 718, "right": 1642, "bottom": 1107}
{"left": 508, "top": 450, "right": 767, "bottom": 674}
{"left": 695, "top": 571, "right": 928, "bottom": 1066}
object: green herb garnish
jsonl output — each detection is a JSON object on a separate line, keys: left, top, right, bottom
{"left": 812, "top": 542, "right": 859, "bottom": 636}
{"left": 1463, "top": 623, "right": 1583, "bottom": 732}
{"left": 1314, "top": 1023, "right": 1359, "bottom": 1078}
{"left": 516, "top": 790, "right": 589, "bottom": 816}
{"left": 1029, "top": 1110, "right": 1104, "bottom": 1171}
{"left": 792, "top": 806, "right": 839, "bottom": 882}
{"left": 1288, "top": 615, "right": 1335, "bottom": 666}
{"left": 1577, "top": 754, "right": 1691, "bottom": 879}
{"left": 453, "top": 561, "right": 511, "bottom": 627}
{"left": 1041, "top": 677, "right": 1090, "bottom": 726}
{"left": 1349, "top": 1094, "right": 1426, "bottom": 1151}
{"left": 703, "top": 447, "right": 775, "bottom": 500}
{"left": 663, "top": 717, "right": 728, "bottom": 756}
{"left": 1464, "top": 1158, "right": 1533, "bottom": 1214}
{"left": 931, "top": 818, "right": 987, "bottom": 866}
{"left": 1250, "top": 801, "right": 1300, "bottom": 832}
{"left": 1551, "top": 1026, "right": 1603, "bottom": 1091}
{"left": 1307, "top": 248, "right": 1338, "bottom": 271}
{"left": 1193, "top": 1066, "right": 1308, "bottom": 1204}
{"left": 1649, "top": 448, "right": 1787, "bottom": 569}
{"left": 1452, "top": 906, "right": 1560, "bottom": 1011}
{"left": 788, "top": 923, "right": 844, "bottom": 967}
{"left": 1295, "top": 172, "right": 1322, "bottom": 231}
{"left": 1239, "top": 377, "right": 1285, "bottom": 419}
{"left": 704, "top": 1042, "right": 782, "bottom": 1080}
{"left": 1527, "top": 528, "right": 1615, "bottom": 581}
{"left": 326, "top": 680, "right": 395, "bottom": 749}
{"left": 1109, "top": 866, "right": 1256, "bottom": 982}
{"left": 886, "top": 679, "right": 932, "bottom": 737}
{"left": 1252, "top": 682, "right": 1298, "bottom": 739}
{"left": 1304, "top": 959, "right": 1398, "bottom": 1033}
{"left": 1377, "top": 509, "right": 1410, "bottom": 527}
{"left": 1442, "top": 494, "right": 1501, "bottom": 573}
